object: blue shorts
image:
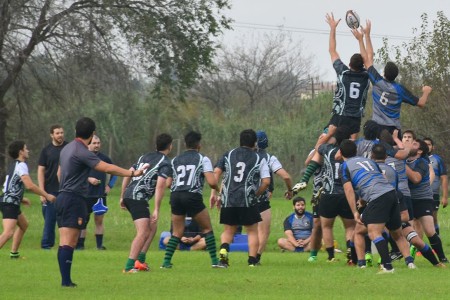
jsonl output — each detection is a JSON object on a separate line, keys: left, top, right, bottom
{"left": 55, "top": 192, "right": 87, "bottom": 229}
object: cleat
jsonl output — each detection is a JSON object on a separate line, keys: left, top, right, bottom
{"left": 326, "top": 258, "right": 339, "bottom": 263}
{"left": 134, "top": 261, "right": 150, "bottom": 271}
{"left": 440, "top": 257, "right": 449, "bottom": 264}
{"left": 248, "top": 264, "right": 257, "bottom": 267}
{"left": 308, "top": 256, "right": 317, "bottom": 262}
{"left": 407, "top": 262, "right": 417, "bottom": 269}
{"left": 219, "top": 249, "right": 229, "bottom": 266}
{"left": 365, "top": 253, "right": 373, "bottom": 267}
{"left": 410, "top": 245, "right": 417, "bottom": 259}
{"left": 377, "top": 257, "right": 382, "bottom": 266}
{"left": 212, "top": 263, "right": 228, "bottom": 268}
{"left": 123, "top": 268, "right": 139, "bottom": 273}
{"left": 97, "top": 246, "right": 107, "bottom": 250}
{"left": 62, "top": 282, "right": 77, "bottom": 288}
{"left": 434, "top": 262, "right": 447, "bottom": 268}
{"left": 389, "top": 251, "right": 403, "bottom": 261}
{"left": 347, "top": 259, "right": 356, "bottom": 266}
{"left": 160, "top": 263, "right": 173, "bottom": 269}
{"left": 358, "top": 265, "right": 367, "bottom": 269}
{"left": 377, "top": 267, "right": 395, "bottom": 274}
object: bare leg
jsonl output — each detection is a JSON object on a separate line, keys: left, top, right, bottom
{"left": 0, "top": 219, "right": 17, "bottom": 249}
{"left": 128, "top": 218, "right": 151, "bottom": 259}
{"left": 11, "top": 214, "right": 28, "bottom": 253}
{"left": 257, "top": 208, "right": 271, "bottom": 255}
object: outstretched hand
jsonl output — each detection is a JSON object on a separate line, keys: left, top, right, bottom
{"left": 325, "top": 12, "right": 341, "bottom": 28}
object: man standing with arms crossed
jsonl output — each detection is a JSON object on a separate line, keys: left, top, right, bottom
{"left": 38, "top": 125, "right": 67, "bottom": 250}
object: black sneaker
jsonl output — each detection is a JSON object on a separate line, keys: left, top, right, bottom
{"left": 62, "top": 282, "right": 77, "bottom": 288}
{"left": 389, "top": 251, "right": 403, "bottom": 261}
{"left": 97, "top": 246, "right": 107, "bottom": 250}
{"left": 440, "top": 257, "right": 449, "bottom": 264}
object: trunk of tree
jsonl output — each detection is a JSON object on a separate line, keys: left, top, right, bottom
{"left": 0, "top": 95, "right": 6, "bottom": 181}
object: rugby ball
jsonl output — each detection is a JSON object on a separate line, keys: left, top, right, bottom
{"left": 346, "top": 10, "right": 360, "bottom": 29}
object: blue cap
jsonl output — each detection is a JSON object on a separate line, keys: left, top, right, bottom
{"left": 256, "top": 130, "right": 269, "bottom": 149}
{"left": 92, "top": 198, "right": 109, "bottom": 215}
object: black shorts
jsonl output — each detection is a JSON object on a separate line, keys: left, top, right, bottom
{"left": 403, "top": 195, "right": 413, "bottom": 221}
{"left": 329, "top": 115, "right": 361, "bottom": 135}
{"left": 361, "top": 190, "right": 401, "bottom": 230}
{"left": 397, "top": 191, "right": 407, "bottom": 213}
{"left": 411, "top": 198, "right": 434, "bottom": 219}
{"left": 319, "top": 193, "right": 353, "bottom": 219}
{"left": 55, "top": 192, "right": 87, "bottom": 229}
{"left": 85, "top": 197, "right": 108, "bottom": 214}
{"left": 220, "top": 207, "right": 262, "bottom": 226}
{"left": 0, "top": 203, "right": 21, "bottom": 219}
{"left": 432, "top": 194, "right": 440, "bottom": 211}
{"left": 123, "top": 198, "right": 150, "bottom": 220}
{"left": 170, "top": 192, "right": 206, "bottom": 217}
{"left": 256, "top": 201, "right": 271, "bottom": 213}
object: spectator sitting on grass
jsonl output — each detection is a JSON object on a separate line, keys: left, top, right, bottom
{"left": 163, "top": 216, "right": 206, "bottom": 251}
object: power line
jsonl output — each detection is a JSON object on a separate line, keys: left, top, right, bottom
{"left": 233, "top": 22, "right": 413, "bottom": 41}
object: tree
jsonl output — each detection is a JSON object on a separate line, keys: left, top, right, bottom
{"left": 376, "top": 11, "right": 449, "bottom": 157}
{"left": 216, "top": 32, "right": 315, "bottom": 110}
{"left": 0, "top": 0, "right": 231, "bottom": 177}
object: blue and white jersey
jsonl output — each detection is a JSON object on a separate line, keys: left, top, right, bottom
{"left": 341, "top": 156, "right": 395, "bottom": 203}
{"left": 1, "top": 160, "right": 29, "bottom": 206}
{"left": 385, "top": 156, "right": 410, "bottom": 197}
{"left": 170, "top": 150, "right": 213, "bottom": 195}
{"left": 368, "top": 66, "right": 419, "bottom": 129}
{"left": 355, "top": 138, "right": 379, "bottom": 158}
{"left": 257, "top": 149, "right": 283, "bottom": 203}
{"left": 318, "top": 144, "right": 344, "bottom": 195}
{"left": 123, "top": 151, "right": 172, "bottom": 201}
{"left": 215, "top": 147, "right": 270, "bottom": 208}
{"left": 332, "top": 59, "right": 370, "bottom": 117}
{"left": 283, "top": 212, "right": 314, "bottom": 240}
{"left": 377, "top": 162, "right": 398, "bottom": 189}
{"left": 429, "top": 154, "right": 447, "bottom": 195}
{"left": 407, "top": 157, "right": 433, "bottom": 200}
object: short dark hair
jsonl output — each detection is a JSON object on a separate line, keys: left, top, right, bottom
{"left": 185, "top": 131, "right": 201, "bottom": 149}
{"left": 363, "top": 120, "right": 380, "bottom": 140}
{"left": 384, "top": 61, "right": 399, "bottom": 81}
{"left": 423, "top": 137, "right": 434, "bottom": 146}
{"left": 403, "top": 130, "right": 416, "bottom": 140}
{"left": 334, "top": 126, "right": 352, "bottom": 146}
{"left": 240, "top": 129, "right": 257, "bottom": 148}
{"left": 371, "top": 144, "right": 387, "bottom": 160}
{"left": 339, "top": 139, "right": 357, "bottom": 158}
{"left": 50, "top": 124, "right": 63, "bottom": 134}
{"left": 349, "top": 53, "right": 364, "bottom": 72}
{"left": 156, "top": 133, "right": 173, "bottom": 151}
{"left": 75, "top": 117, "right": 96, "bottom": 139}
{"left": 8, "top": 140, "right": 25, "bottom": 159}
{"left": 416, "top": 139, "right": 429, "bottom": 157}
{"left": 293, "top": 196, "right": 306, "bottom": 206}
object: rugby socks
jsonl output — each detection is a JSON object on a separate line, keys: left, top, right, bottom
{"left": 248, "top": 256, "right": 258, "bottom": 266}
{"left": 435, "top": 224, "right": 440, "bottom": 235}
{"left": 137, "top": 252, "right": 146, "bottom": 263}
{"left": 428, "top": 233, "right": 446, "bottom": 260}
{"left": 357, "top": 260, "right": 366, "bottom": 267}
{"left": 76, "top": 237, "right": 85, "bottom": 249}
{"left": 310, "top": 250, "right": 318, "bottom": 257}
{"left": 58, "top": 245, "right": 74, "bottom": 286}
{"left": 125, "top": 258, "right": 135, "bottom": 271}
{"left": 204, "top": 231, "right": 219, "bottom": 265}
{"left": 163, "top": 236, "right": 181, "bottom": 266}
{"left": 326, "top": 247, "right": 334, "bottom": 260}
{"left": 418, "top": 244, "right": 439, "bottom": 265}
{"left": 404, "top": 256, "right": 414, "bottom": 265}
{"left": 220, "top": 243, "right": 230, "bottom": 252}
{"left": 388, "top": 235, "right": 399, "bottom": 253}
{"left": 256, "top": 253, "right": 262, "bottom": 263}
{"left": 373, "top": 236, "right": 393, "bottom": 270}
{"left": 364, "top": 235, "right": 372, "bottom": 254}
{"left": 301, "top": 161, "right": 321, "bottom": 183}
{"left": 95, "top": 234, "right": 103, "bottom": 248}
{"left": 10, "top": 251, "right": 20, "bottom": 259}
{"left": 347, "top": 240, "right": 357, "bottom": 263}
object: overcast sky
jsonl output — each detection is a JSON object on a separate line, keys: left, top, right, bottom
{"left": 221, "top": 0, "right": 448, "bottom": 81}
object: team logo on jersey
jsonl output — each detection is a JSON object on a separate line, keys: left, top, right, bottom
{"left": 78, "top": 217, "right": 83, "bottom": 225}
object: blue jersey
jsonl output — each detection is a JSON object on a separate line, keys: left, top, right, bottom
{"left": 283, "top": 212, "right": 314, "bottom": 240}
{"left": 377, "top": 162, "right": 398, "bottom": 189}
{"left": 342, "top": 156, "right": 394, "bottom": 203}
{"left": 368, "top": 66, "right": 419, "bottom": 129}
{"left": 407, "top": 157, "right": 433, "bottom": 200}
{"left": 332, "top": 59, "right": 369, "bottom": 118}
{"left": 429, "top": 154, "right": 447, "bottom": 195}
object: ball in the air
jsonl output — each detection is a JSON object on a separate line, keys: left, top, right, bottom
{"left": 346, "top": 10, "right": 360, "bottom": 29}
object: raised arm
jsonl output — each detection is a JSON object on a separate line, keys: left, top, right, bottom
{"left": 363, "top": 20, "right": 374, "bottom": 68}
{"left": 417, "top": 86, "right": 432, "bottom": 108}
{"left": 325, "top": 12, "right": 341, "bottom": 62}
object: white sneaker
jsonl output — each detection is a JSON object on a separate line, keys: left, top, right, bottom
{"left": 377, "top": 267, "right": 395, "bottom": 274}
{"left": 407, "top": 262, "right": 417, "bottom": 269}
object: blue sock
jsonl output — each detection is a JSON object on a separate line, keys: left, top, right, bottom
{"left": 58, "top": 245, "right": 74, "bottom": 286}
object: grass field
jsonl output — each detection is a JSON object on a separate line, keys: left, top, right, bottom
{"left": 1, "top": 187, "right": 450, "bottom": 299}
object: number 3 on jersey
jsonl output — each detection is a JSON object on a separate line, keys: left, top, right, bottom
{"left": 234, "top": 162, "right": 246, "bottom": 182}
